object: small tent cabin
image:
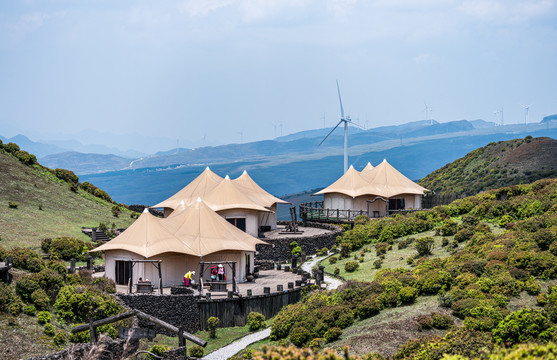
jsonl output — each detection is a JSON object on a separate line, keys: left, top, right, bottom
{"left": 314, "top": 160, "right": 428, "bottom": 218}
{"left": 153, "top": 168, "right": 287, "bottom": 237}
{"left": 92, "top": 201, "right": 267, "bottom": 288}
{"left": 232, "top": 170, "right": 289, "bottom": 231}
{"left": 153, "top": 167, "right": 223, "bottom": 218}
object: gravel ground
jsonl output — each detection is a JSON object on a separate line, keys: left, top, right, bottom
{"left": 301, "top": 255, "right": 343, "bottom": 290}
{"left": 202, "top": 328, "right": 271, "bottom": 360}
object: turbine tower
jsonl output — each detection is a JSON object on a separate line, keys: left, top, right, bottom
{"left": 521, "top": 104, "right": 532, "bottom": 125}
{"left": 424, "top": 102, "right": 433, "bottom": 125}
{"left": 319, "top": 80, "right": 362, "bottom": 173}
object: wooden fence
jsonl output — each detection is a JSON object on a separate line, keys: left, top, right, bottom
{"left": 299, "top": 202, "right": 367, "bottom": 223}
{"left": 197, "top": 287, "right": 303, "bottom": 330}
{"left": 422, "top": 193, "right": 466, "bottom": 208}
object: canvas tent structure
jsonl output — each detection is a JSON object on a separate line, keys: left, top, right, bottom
{"left": 153, "top": 168, "right": 287, "bottom": 237}
{"left": 314, "top": 159, "right": 428, "bottom": 218}
{"left": 92, "top": 201, "right": 267, "bottom": 289}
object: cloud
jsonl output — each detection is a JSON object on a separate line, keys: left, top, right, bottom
{"left": 414, "top": 53, "right": 438, "bottom": 64}
{"left": 180, "top": 0, "right": 235, "bottom": 17}
{"left": 459, "top": 0, "right": 554, "bottom": 23}
{"left": 5, "top": 12, "right": 65, "bottom": 40}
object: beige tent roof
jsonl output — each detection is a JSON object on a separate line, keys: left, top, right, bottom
{"left": 91, "top": 209, "right": 197, "bottom": 258}
{"left": 153, "top": 167, "right": 223, "bottom": 209}
{"left": 360, "top": 162, "right": 375, "bottom": 181}
{"left": 233, "top": 170, "right": 288, "bottom": 208}
{"left": 314, "top": 165, "right": 383, "bottom": 198}
{"left": 202, "top": 176, "right": 271, "bottom": 213}
{"left": 361, "top": 159, "right": 428, "bottom": 197}
{"left": 161, "top": 198, "right": 267, "bottom": 256}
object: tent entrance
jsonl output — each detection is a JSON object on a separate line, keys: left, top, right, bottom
{"left": 226, "top": 218, "right": 246, "bottom": 232}
{"left": 389, "top": 198, "right": 405, "bottom": 211}
{"left": 115, "top": 260, "right": 131, "bottom": 285}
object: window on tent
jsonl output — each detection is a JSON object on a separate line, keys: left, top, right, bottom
{"left": 226, "top": 218, "right": 246, "bottom": 232}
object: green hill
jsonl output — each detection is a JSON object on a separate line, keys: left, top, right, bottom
{"left": 418, "top": 136, "right": 557, "bottom": 196}
{"left": 0, "top": 142, "right": 136, "bottom": 250}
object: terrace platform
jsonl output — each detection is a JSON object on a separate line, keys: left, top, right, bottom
{"left": 262, "top": 224, "right": 332, "bottom": 239}
{"left": 113, "top": 269, "right": 306, "bottom": 297}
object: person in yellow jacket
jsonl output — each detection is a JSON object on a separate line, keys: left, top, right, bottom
{"left": 184, "top": 270, "right": 195, "bottom": 286}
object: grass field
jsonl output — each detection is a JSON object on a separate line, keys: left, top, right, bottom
{"left": 0, "top": 150, "right": 136, "bottom": 250}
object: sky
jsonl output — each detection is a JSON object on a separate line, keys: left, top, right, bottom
{"left": 1, "top": 0, "right": 556, "bottom": 152}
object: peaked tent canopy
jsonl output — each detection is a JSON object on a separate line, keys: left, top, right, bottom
{"left": 233, "top": 170, "right": 288, "bottom": 208}
{"left": 91, "top": 209, "right": 197, "bottom": 258}
{"left": 202, "top": 176, "right": 271, "bottom": 213}
{"left": 361, "top": 159, "right": 428, "bottom": 198}
{"left": 160, "top": 198, "right": 267, "bottom": 256}
{"left": 314, "top": 165, "right": 383, "bottom": 198}
{"left": 153, "top": 167, "right": 223, "bottom": 210}
{"left": 360, "top": 162, "right": 375, "bottom": 181}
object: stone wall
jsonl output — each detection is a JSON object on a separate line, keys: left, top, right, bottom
{"left": 118, "top": 294, "right": 201, "bottom": 334}
{"left": 256, "top": 223, "right": 342, "bottom": 262}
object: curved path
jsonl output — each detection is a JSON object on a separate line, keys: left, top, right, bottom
{"left": 301, "top": 254, "right": 343, "bottom": 290}
{"left": 202, "top": 256, "right": 344, "bottom": 359}
{"left": 202, "top": 328, "right": 271, "bottom": 360}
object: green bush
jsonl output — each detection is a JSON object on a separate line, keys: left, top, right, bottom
{"left": 454, "top": 228, "right": 474, "bottom": 243}
{"left": 8, "top": 201, "right": 18, "bottom": 209}
{"left": 417, "top": 315, "right": 433, "bottom": 330}
{"left": 54, "top": 284, "right": 121, "bottom": 322}
{"left": 4, "top": 142, "right": 20, "bottom": 153}
{"left": 247, "top": 312, "right": 266, "bottom": 331}
{"left": 324, "top": 327, "right": 342, "bottom": 343}
{"left": 398, "top": 286, "right": 418, "bottom": 304}
{"left": 438, "top": 220, "right": 458, "bottom": 236}
{"left": 146, "top": 344, "right": 170, "bottom": 359}
{"left": 415, "top": 237, "right": 434, "bottom": 256}
{"left": 31, "top": 289, "right": 51, "bottom": 310}
{"left": 344, "top": 261, "right": 359, "bottom": 273}
{"left": 375, "top": 242, "right": 391, "bottom": 256}
{"left": 16, "top": 274, "right": 41, "bottom": 302}
{"left": 188, "top": 345, "right": 204, "bottom": 358}
{"left": 335, "top": 311, "right": 354, "bottom": 329}
{"left": 354, "top": 297, "right": 382, "bottom": 319}
{"left": 38, "top": 311, "right": 52, "bottom": 324}
{"left": 8, "top": 247, "right": 43, "bottom": 272}
{"left": 289, "top": 326, "right": 310, "bottom": 347}
{"left": 431, "top": 312, "right": 454, "bottom": 329}
{"left": 329, "top": 256, "right": 338, "bottom": 265}
{"left": 23, "top": 304, "right": 37, "bottom": 316}
{"left": 373, "top": 259, "right": 383, "bottom": 269}
{"left": 53, "top": 330, "right": 67, "bottom": 347}
{"left": 48, "top": 237, "right": 89, "bottom": 261}
{"left": 493, "top": 308, "right": 555, "bottom": 344}
{"left": 334, "top": 267, "right": 340, "bottom": 276}
{"left": 54, "top": 168, "right": 79, "bottom": 185}
{"left": 0, "top": 283, "right": 15, "bottom": 313}
{"left": 207, "top": 316, "right": 220, "bottom": 338}
{"left": 93, "top": 188, "right": 112, "bottom": 202}
{"left": 44, "top": 323, "right": 56, "bottom": 337}
{"left": 111, "top": 205, "right": 121, "bottom": 217}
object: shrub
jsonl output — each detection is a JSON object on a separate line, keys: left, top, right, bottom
{"left": 398, "top": 238, "right": 414, "bottom": 250}
{"left": 290, "top": 326, "right": 310, "bottom": 347}
{"left": 340, "top": 243, "right": 352, "bottom": 258}
{"left": 415, "top": 237, "right": 434, "bottom": 256}
{"left": 441, "top": 238, "right": 449, "bottom": 247}
{"left": 417, "top": 315, "right": 433, "bottom": 330}
{"left": 375, "top": 243, "right": 391, "bottom": 256}
{"left": 31, "top": 289, "right": 51, "bottom": 310}
{"left": 431, "top": 312, "right": 453, "bottom": 329}
{"left": 406, "top": 257, "right": 414, "bottom": 265}
{"left": 335, "top": 311, "right": 354, "bottom": 329}
{"left": 373, "top": 259, "right": 383, "bottom": 269}
{"left": 207, "top": 316, "right": 220, "bottom": 338}
{"left": 4, "top": 142, "right": 20, "bottom": 153}
{"left": 54, "top": 168, "right": 79, "bottom": 185}
{"left": 439, "top": 220, "right": 458, "bottom": 236}
{"left": 188, "top": 345, "right": 204, "bottom": 358}
{"left": 399, "top": 286, "right": 418, "bottom": 304}
{"left": 38, "top": 311, "right": 52, "bottom": 324}
{"left": 454, "top": 228, "right": 474, "bottom": 243}
{"left": 492, "top": 307, "right": 555, "bottom": 344}
{"left": 334, "top": 267, "right": 340, "bottom": 276}
{"left": 23, "top": 304, "right": 37, "bottom": 316}
{"left": 247, "top": 312, "right": 266, "bottom": 331}
{"left": 8, "top": 247, "right": 43, "bottom": 271}
{"left": 354, "top": 296, "right": 382, "bottom": 319}
{"left": 93, "top": 188, "right": 112, "bottom": 202}
{"left": 49, "top": 237, "right": 88, "bottom": 261}
{"left": 111, "top": 205, "right": 121, "bottom": 217}
{"left": 524, "top": 277, "right": 541, "bottom": 295}
{"left": 329, "top": 256, "right": 338, "bottom": 264}
{"left": 16, "top": 274, "right": 41, "bottom": 302}
{"left": 324, "top": 327, "right": 342, "bottom": 343}
{"left": 344, "top": 261, "right": 359, "bottom": 273}
{"left": 54, "top": 285, "right": 121, "bottom": 322}
{"left": 0, "top": 283, "right": 15, "bottom": 313}
{"left": 8, "top": 201, "right": 18, "bottom": 209}
{"left": 53, "top": 330, "right": 66, "bottom": 347}
{"left": 44, "top": 323, "right": 56, "bottom": 337}
{"left": 148, "top": 345, "right": 170, "bottom": 359}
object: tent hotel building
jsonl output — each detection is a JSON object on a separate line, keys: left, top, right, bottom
{"left": 93, "top": 199, "right": 267, "bottom": 287}
{"left": 315, "top": 159, "right": 428, "bottom": 218}
{"left": 153, "top": 168, "right": 287, "bottom": 237}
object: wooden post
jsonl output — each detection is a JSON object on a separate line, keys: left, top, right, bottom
{"left": 89, "top": 319, "right": 97, "bottom": 344}
{"left": 157, "top": 262, "right": 163, "bottom": 295}
{"left": 178, "top": 326, "right": 185, "bottom": 347}
{"left": 72, "top": 311, "right": 138, "bottom": 334}
{"left": 70, "top": 258, "right": 76, "bottom": 274}
{"left": 128, "top": 261, "right": 133, "bottom": 294}
{"left": 135, "top": 311, "right": 207, "bottom": 347}
{"left": 232, "top": 265, "right": 237, "bottom": 293}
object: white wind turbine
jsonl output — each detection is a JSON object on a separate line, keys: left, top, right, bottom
{"left": 520, "top": 104, "right": 532, "bottom": 125}
{"left": 424, "top": 102, "right": 433, "bottom": 125}
{"left": 318, "top": 80, "right": 363, "bottom": 173}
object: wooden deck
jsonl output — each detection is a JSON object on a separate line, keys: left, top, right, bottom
{"left": 114, "top": 269, "right": 304, "bottom": 297}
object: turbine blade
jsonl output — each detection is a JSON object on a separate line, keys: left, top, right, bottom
{"left": 350, "top": 121, "right": 366, "bottom": 130}
{"left": 336, "top": 80, "right": 345, "bottom": 119}
{"left": 318, "top": 120, "right": 343, "bottom": 147}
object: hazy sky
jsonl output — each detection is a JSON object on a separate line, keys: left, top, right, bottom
{"left": 1, "top": 0, "right": 556, "bottom": 150}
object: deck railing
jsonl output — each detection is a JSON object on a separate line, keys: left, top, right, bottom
{"left": 299, "top": 202, "right": 423, "bottom": 223}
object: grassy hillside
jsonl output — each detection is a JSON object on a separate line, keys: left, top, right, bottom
{"left": 0, "top": 147, "right": 135, "bottom": 250}
{"left": 419, "top": 136, "right": 557, "bottom": 196}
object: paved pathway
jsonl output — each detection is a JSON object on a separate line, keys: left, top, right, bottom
{"left": 301, "top": 254, "right": 343, "bottom": 290}
{"left": 202, "top": 328, "right": 271, "bottom": 360}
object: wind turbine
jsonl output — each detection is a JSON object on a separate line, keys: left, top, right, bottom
{"left": 520, "top": 104, "right": 532, "bottom": 125}
{"left": 424, "top": 102, "right": 433, "bottom": 125}
{"left": 318, "top": 80, "right": 361, "bottom": 173}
